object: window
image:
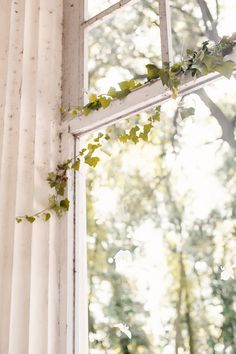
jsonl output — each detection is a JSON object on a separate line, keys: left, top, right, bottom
{"left": 62, "top": 1, "right": 236, "bottom": 353}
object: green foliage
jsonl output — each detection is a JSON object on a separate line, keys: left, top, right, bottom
{"left": 71, "top": 158, "right": 81, "bottom": 171}
{"left": 25, "top": 216, "right": 36, "bottom": 223}
{"left": 16, "top": 36, "right": 236, "bottom": 223}
{"left": 146, "top": 64, "right": 160, "bottom": 80}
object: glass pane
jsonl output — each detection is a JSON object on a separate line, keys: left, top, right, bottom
{"left": 170, "top": 0, "right": 236, "bottom": 60}
{"left": 89, "top": 0, "right": 161, "bottom": 93}
{"left": 88, "top": 0, "right": 118, "bottom": 18}
{"left": 86, "top": 76, "right": 236, "bottom": 353}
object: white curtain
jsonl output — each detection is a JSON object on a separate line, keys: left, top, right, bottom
{"left": 0, "top": 0, "right": 71, "bottom": 353}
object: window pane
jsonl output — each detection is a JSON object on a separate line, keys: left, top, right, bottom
{"left": 88, "top": 0, "right": 118, "bottom": 18}
{"left": 89, "top": 0, "right": 161, "bottom": 93}
{"left": 86, "top": 76, "right": 236, "bottom": 353}
{"left": 171, "top": 0, "right": 236, "bottom": 60}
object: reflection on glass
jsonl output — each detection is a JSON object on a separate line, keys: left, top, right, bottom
{"left": 89, "top": 0, "right": 161, "bottom": 93}
{"left": 87, "top": 76, "right": 236, "bottom": 353}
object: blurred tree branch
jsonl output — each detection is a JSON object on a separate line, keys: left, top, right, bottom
{"left": 195, "top": 88, "right": 236, "bottom": 150}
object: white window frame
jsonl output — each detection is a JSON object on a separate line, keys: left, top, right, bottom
{"left": 61, "top": 1, "right": 236, "bottom": 353}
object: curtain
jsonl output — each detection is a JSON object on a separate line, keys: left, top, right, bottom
{"left": 0, "top": 0, "right": 70, "bottom": 353}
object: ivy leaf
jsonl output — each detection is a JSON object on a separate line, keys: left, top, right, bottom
{"left": 107, "top": 86, "right": 130, "bottom": 100}
{"left": 99, "top": 96, "right": 111, "bottom": 109}
{"left": 119, "top": 134, "right": 129, "bottom": 143}
{"left": 55, "top": 181, "right": 67, "bottom": 196}
{"left": 192, "top": 62, "right": 208, "bottom": 76}
{"left": 215, "top": 60, "right": 235, "bottom": 79}
{"left": 60, "top": 198, "right": 70, "bottom": 211}
{"left": 16, "top": 217, "right": 23, "bottom": 223}
{"left": 80, "top": 148, "right": 87, "bottom": 156}
{"left": 170, "top": 63, "right": 183, "bottom": 74}
{"left": 115, "top": 89, "right": 130, "bottom": 99}
{"left": 47, "top": 172, "right": 57, "bottom": 188}
{"left": 129, "top": 126, "right": 140, "bottom": 144}
{"left": 43, "top": 213, "right": 51, "bottom": 221}
{"left": 94, "top": 132, "right": 104, "bottom": 142}
{"left": 139, "top": 123, "right": 153, "bottom": 141}
{"left": 57, "top": 160, "right": 72, "bottom": 171}
{"left": 26, "top": 215, "right": 36, "bottom": 223}
{"left": 195, "top": 49, "right": 205, "bottom": 62}
{"left": 146, "top": 64, "right": 160, "bottom": 81}
{"left": 85, "top": 156, "right": 100, "bottom": 167}
{"left": 89, "top": 93, "right": 98, "bottom": 103}
{"left": 119, "top": 79, "right": 136, "bottom": 91}
{"left": 71, "top": 159, "right": 81, "bottom": 171}
{"left": 159, "top": 69, "right": 169, "bottom": 86}
{"left": 202, "top": 55, "right": 223, "bottom": 71}
{"left": 107, "top": 87, "right": 118, "bottom": 98}
{"left": 83, "top": 106, "right": 92, "bottom": 116}
{"left": 179, "top": 107, "right": 195, "bottom": 119}
{"left": 149, "top": 106, "right": 161, "bottom": 122}
{"left": 87, "top": 143, "right": 102, "bottom": 153}
{"left": 68, "top": 107, "right": 81, "bottom": 117}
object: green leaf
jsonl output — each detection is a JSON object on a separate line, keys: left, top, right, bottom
{"left": 69, "top": 108, "right": 80, "bottom": 117}
{"left": 129, "top": 126, "right": 140, "bottom": 144}
{"left": 43, "top": 213, "right": 51, "bottom": 221}
{"left": 202, "top": 55, "right": 223, "bottom": 71}
{"left": 215, "top": 60, "right": 235, "bottom": 79}
{"left": 47, "top": 172, "right": 57, "bottom": 188}
{"left": 57, "top": 160, "right": 72, "bottom": 171}
{"left": 192, "top": 62, "right": 208, "bottom": 76}
{"left": 85, "top": 156, "right": 100, "bottom": 167}
{"left": 139, "top": 123, "right": 153, "bottom": 141}
{"left": 55, "top": 181, "right": 67, "bottom": 196}
{"left": 80, "top": 148, "right": 87, "bottom": 156}
{"left": 60, "top": 198, "right": 70, "bottom": 211}
{"left": 146, "top": 64, "right": 160, "bottom": 81}
{"left": 170, "top": 63, "right": 183, "bottom": 74}
{"left": 87, "top": 143, "right": 101, "bottom": 154}
{"left": 107, "top": 87, "right": 117, "bottom": 98}
{"left": 159, "top": 69, "right": 169, "bottom": 86}
{"left": 99, "top": 96, "right": 111, "bottom": 109}
{"left": 119, "top": 134, "right": 129, "bottom": 143}
{"left": 115, "top": 89, "right": 130, "bottom": 99}
{"left": 16, "top": 217, "right": 23, "bottom": 223}
{"left": 89, "top": 93, "right": 98, "bottom": 103}
{"left": 119, "top": 79, "right": 135, "bottom": 91}
{"left": 195, "top": 49, "right": 205, "bottom": 62}
{"left": 26, "top": 215, "right": 36, "bottom": 223}
{"left": 94, "top": 132, "right": 104, "bottom": 142}
{"left": 83, "top": 106, "right": 92, "bottom": 116}
{"left": 149, "top": 106, "right": 161, "bottom": 122}
{"left": 71, "top": 159, "right": 81, "bottom": 171}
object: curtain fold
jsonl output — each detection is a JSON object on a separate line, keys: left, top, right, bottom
{"left": 0, "top": 0, "right": 66, "bottom": 353}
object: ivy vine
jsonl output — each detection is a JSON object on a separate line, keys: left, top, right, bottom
{"left": 16, "top": 35, "right": 236, "bottom": 223}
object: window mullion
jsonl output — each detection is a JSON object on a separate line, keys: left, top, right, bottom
{"left": 159, "top": 0, "right": 173, "bottom": 65}
{"left": 75, "top": 1, "right": 89, "bottom": 354}
{"left": 82, "top": 0, "right": 139, "bottom": 31}
{"left": 75, "top": 136, "right": 89, "bottom": 354}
